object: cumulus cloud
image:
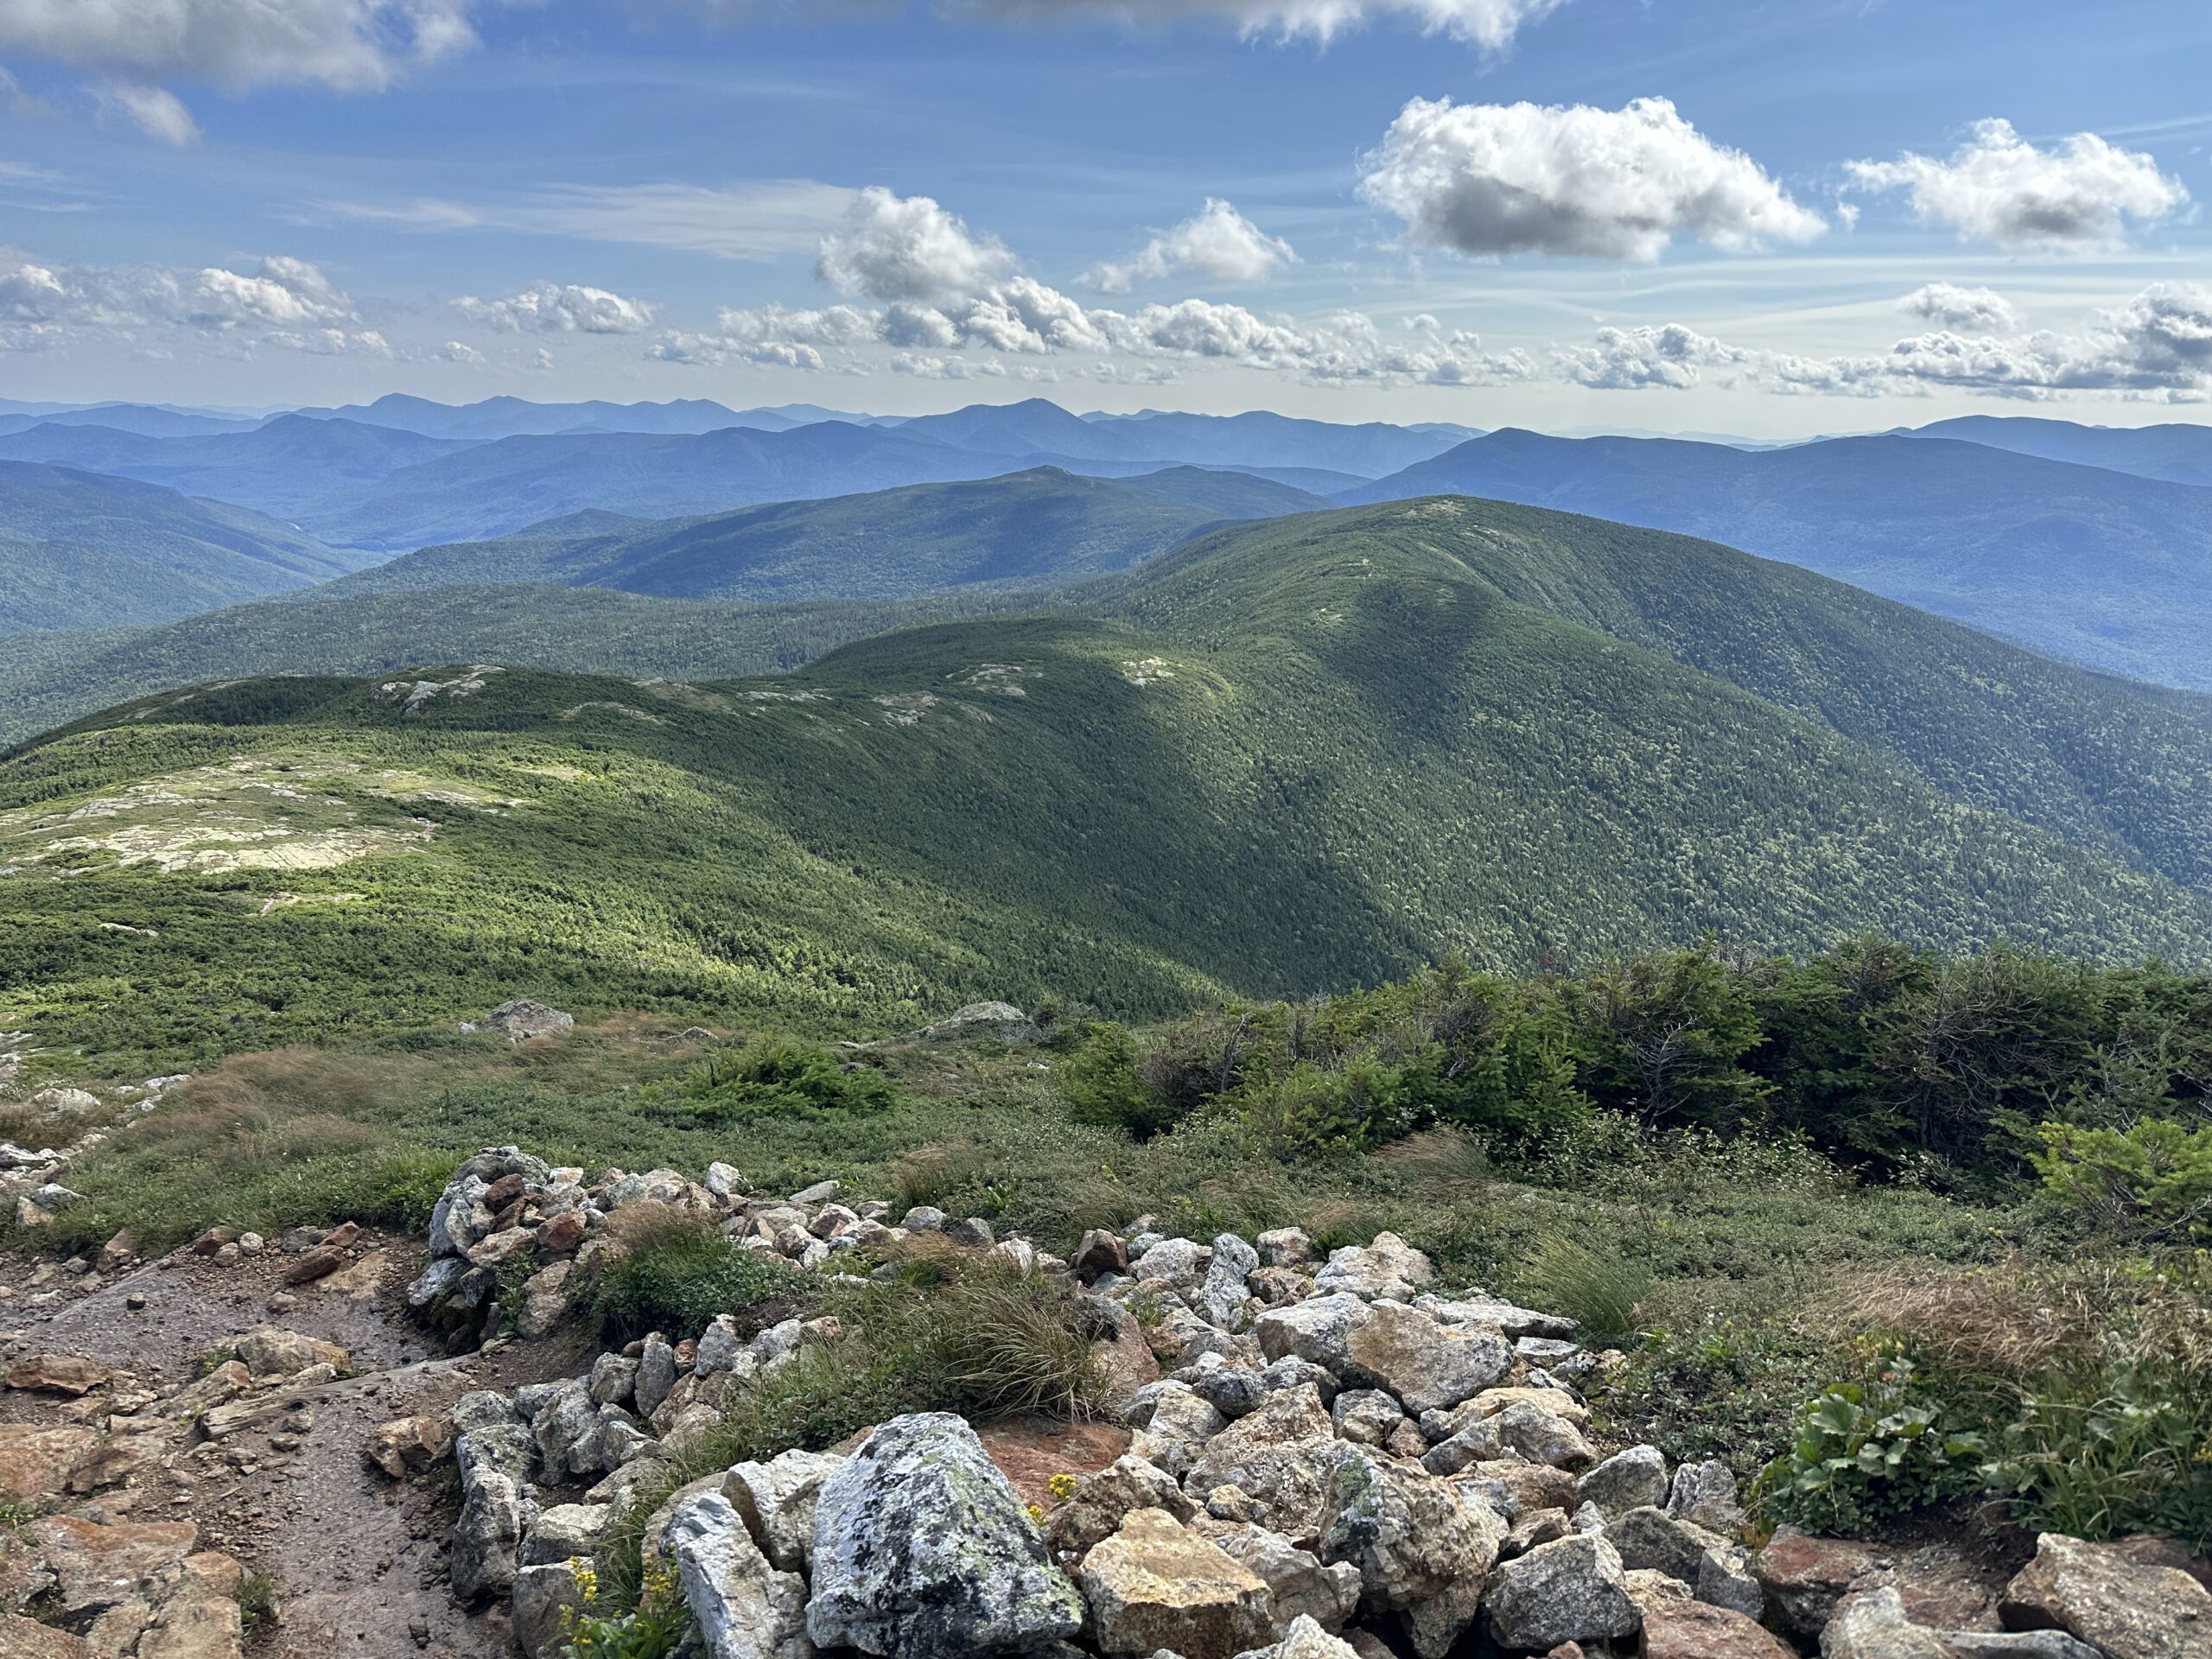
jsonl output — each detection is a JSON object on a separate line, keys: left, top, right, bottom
{"left": 661, "top": 185, "right": 1535, "bottom": 386}
{"left": 1847, "top": 119, "right": 2188, "bottom": 251}
{"left": 0, "top": 250, "right": 391, "bottom": 353}
{"left": 959, "top": 0, "right": 1572, "bottom": 49}
{"left": 1897, "top": 283, "right": 2017, "bottom": 334}
{"left": 815, "top": 187, "right": 1016, "bottom": 306}
{"left": 1358, "top": 96, "right": 1827, "bottom": 260}
{"left": 454, "top": 282, "right": 658, "bottom": 334}
{"left": 1568, "top": 285, "right": 2212, "bottom": 404}
{"left": 440, "top": 340, "right": 486, "bottom": 364}
{"left": 1553, "top": 323, "right": 1750, "bottom": 390}
{"left": 0, "top": 0, "right": 480, "bottom": 92}
{"left": 1090, "top": 199, "right": 1297, "bottom": 292}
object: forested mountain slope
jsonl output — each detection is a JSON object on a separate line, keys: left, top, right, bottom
{"left": 327, "top": 467, "right": 1322, "bottom": 602}
{"left": 1344, "top": 431, "right": 2212, "bottom": 689}
{"left": 6, "top": 497, "right": 2209, "bottom": 1063}
{"left": 0, "top": 461, "right": 362, "bottom": 635}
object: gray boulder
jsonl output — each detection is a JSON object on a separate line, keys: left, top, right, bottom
{"left": 807, "top": 1413, "right": 1084, "bottom": 1658}
{"left": 512, "top": 1563, "right": 588, "bottom": 1659}
{"left": 1194, "top": 1234, "right": 1261, "bottom": 1331}
{"left": 1482, "top": 1533, "right": 1638, "bottom": 1651}
{"left": 451, "top": 1468, "right": 524, "bottom": 1602}
{"left": 723, "top": 1449, "right": 846, "bottom": 1573}
{"left": 668, "top": 1490, "right": 814, "bottom": 1659}
{"left": 1577, "top": 1443, "right": 1669, "bottom": 1519}
{"left": 1826, "top": 1586, "right": 2104, "bottom": 1659}
{"left": 1312, "top": 1233, "right": 1432, "bottom": 1300}
{"left": 1315, "top": 1447, "right": 1503, "bottom": 1614}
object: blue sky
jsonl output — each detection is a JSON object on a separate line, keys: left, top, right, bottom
{"left": 3, "top": 0, "right": 2209, "bottom": 433}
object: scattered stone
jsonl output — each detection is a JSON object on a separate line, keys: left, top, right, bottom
{"left": 236, "top": 1326, "right": 348, "bottom": 1377}
{"left": 723, "top": 1449, "right": 846, "bottom": 1573}
{"left": 1575, "top": 1444, "right": 1668, "bottom": 1520}
{"left": 480, "top": 1000, "right": 575, "bottom": 1041}
{"left": 1046, "top": 1455, "right": 1198, "bottom": 1561}
{"left": 5, "top": 1354, "right": 110, "bottom": 1396}
{"left": 367, "top": 1415, "right": 452, "bottom": 1479}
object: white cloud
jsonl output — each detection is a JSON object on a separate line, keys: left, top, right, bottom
{"left": 659, "top": 185, "right": 1535, "bottom": 387}
{"left": 440, "top": 339, "right": 485, "bottom": 364}
{"left": 1553, "top": 323, "right": 1750, "bottom": 390}
{"left": 454, "top": 282, "right": 658, "bottom": 335}
{"left": 1897, "top": 283, "right": 2017, "bottom": 334}
{"left": 959, "top": 0, "right": 1571, "bottom": 49}
{"left": 0, "top": 250, "right": 373, "bottom": 352}
{"left": 1847, "top": 119, "right": 2189, "bottom": 251}
{"left": 815, "top": 186, "right": 1017, "bottom": 305}
{"left": 98, "top": 83, "right": 200, "bottom": 145}
{"left": 1575, "top": 285, "right": 2212, "bottom": 404}
{"left": 1090, "top": 199, "right": 1297, "bottom": 292}
{"left": 1358, "top": 96, "right": 1827, "bottom": 260}
{"left": 0, "top": 0, "right": 480, "bottom": 92}
{"left": 890, "top": 351, "right": 1008, "bottom": 380}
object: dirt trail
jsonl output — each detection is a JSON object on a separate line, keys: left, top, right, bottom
{"left": 2, "top": 1234, "right": 582, "bottom": 1657}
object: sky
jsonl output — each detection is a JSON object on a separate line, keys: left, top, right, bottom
{"left": 2, "top": 0, "right": 2209, "bottom": 435}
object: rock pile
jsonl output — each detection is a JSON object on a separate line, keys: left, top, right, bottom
{"left": 404, "top": 1151, "right": 2212, "bottom": 1659}
{"left": 2, "top": 1072, "right": 188, "bottom": 1231}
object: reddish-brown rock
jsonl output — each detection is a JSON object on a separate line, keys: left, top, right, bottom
{"left": 1753, "top": 1526, "right": 1883, "bottom": 1637}
{"left": 1641, "top": 1599, "right": 1796, "bottom": 1659}
{"left": 5, "top": 1355, "right": 111, "bottom": 1396}
{"left": 536, "top": 1211, "right": 586, "bottom": 1255}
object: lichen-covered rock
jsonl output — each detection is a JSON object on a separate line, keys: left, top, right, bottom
{"left": 1209, "top": 1524, "right": 1360, "bottom": 1637}
{"left": 635, "top": 1335, "right": 678, "bottom": 1419}
{"left": 1338, "top": 1301, "right": 1510, "bottom": 1415}
{"left": 1315, "top": 1447, "right": 1504, "bottom": 1615}
{"left": 1999, "top": 1533, "right": 2212, "bottom": 1659}
{"left": 806, "top": 1413, "right": 1084, "bottom": 1659}
{"left": 1329, "top": 1389, "right": 1403, "bottom": 1447}
{"left": 1133, "top": 1384, "right": 1230, "bottom": 1479}
{"left": 1422, "top": 1399, "right": 1594, "bottom": 1475}
{"left": 450, "top": 1468, "right": 523, "bottom": 1602}
{"left": 1312, "top": 1234, "right": 1432, "bottom": 1301}
{"left": 1195, "top": 1234, "right": 1262, "bottom": 1331}
{"left": 522, "top": 1503, "right": 612, "bottom": 1567}
{"left": 1482, "top": 1534, "right": 1638, "bottom": 1651}
{"left": 1078, "top": 1508, "right": 1273, "bottom": 1659}
{"left": 1136, "top": 1237, "right": 1214, "bottom": 1296}
{"left": 1667, "top": 1459, "right": 1746, "bottom": 1534}
{"left": 1182, "top": 1386, "right": 1338, "bottom": 1538}
{"left": 667, "top": 1491, "right": 813, "bottom": 1659}
{"left": 512, "top": 1563, "right": 588, "bottom": 1659}
{"left": 722, "top": 1450, "right": 844, "bottom": 1573}
{"left": 1576, "top": 1444, "right": 1668, "bottom": 1520}
{"left": 1253, "top": 1294, "right": 1365, "bottom": 1373}
{"left": 1604, "top": 1505, "right": 1719, "bottom": 1588}
{"left": 1046, "top": 1454, "right": 1197, "bottom": 1560}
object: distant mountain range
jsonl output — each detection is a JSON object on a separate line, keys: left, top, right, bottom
{"left": 1345, "top": 429, "right": 2212, "bottom": 690}
{"left": 3, "top": 391, "right": 2207, "bottom": 692}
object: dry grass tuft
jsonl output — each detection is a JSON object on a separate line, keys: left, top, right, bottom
{"left": 1840, "top": 1260, "right": 2101, "bottom": 1380}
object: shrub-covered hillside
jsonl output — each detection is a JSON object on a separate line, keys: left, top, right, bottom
{"left": 5, "top": 499, "right": 2212, "bottom": 1071}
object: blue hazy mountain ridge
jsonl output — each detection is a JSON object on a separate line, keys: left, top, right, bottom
{"left": 317, "top": 465, "right": 1329, "bottom": 601}
{"left": 1907, "top": 416, "right": 2212, "bottom": 488}
{"left": 0, "top": 416, "right": 480, "bottom": 519}
{"left": 1341, "top": 429, "right": 2212, "bottom": 690}
{"left": 0, "top": 460, "right": 364, "bottom": 633}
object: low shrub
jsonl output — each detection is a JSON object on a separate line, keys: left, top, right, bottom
{"left": 653, "top": 1037, "right": 895, "bottom": 1124}
{"left": 1754, "top": 1345, "right": 1987, "bottom": 1535}
{"left": 591, "top": 1206, "right": 810, "bottom": 1344}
